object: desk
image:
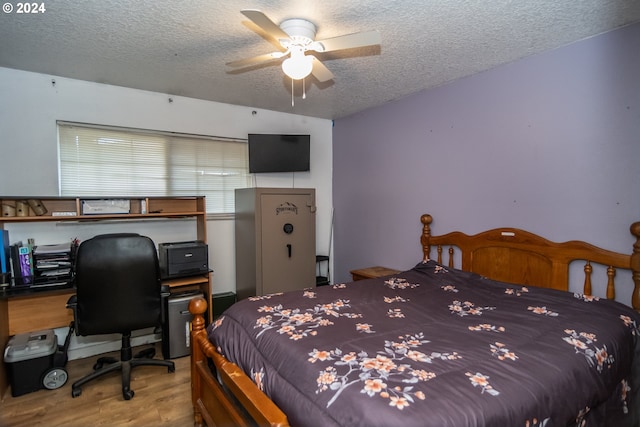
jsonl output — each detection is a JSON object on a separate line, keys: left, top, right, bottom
{"left": 0, "top": 277, "right": 209, "bottom": 333}
{"left": 1, "top": 286, "right": 75, "bottom": 336}
{"left": 0, "top": 195, "right": 211, "bottom": 399}
{"left": 0, "top": 274, "right": 209, "bottom": 399}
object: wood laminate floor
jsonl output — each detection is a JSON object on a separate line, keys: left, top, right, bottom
{"left": 0, "top": 343, "right": 194, "bottom": 427}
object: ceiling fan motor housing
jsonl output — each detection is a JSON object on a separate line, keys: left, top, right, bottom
{"left": 280, "top": 18, "right": 317, "bottom": 45}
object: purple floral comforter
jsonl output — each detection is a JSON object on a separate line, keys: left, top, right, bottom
{"left": 208, "top": 260, "right": 640, "bottom": 427}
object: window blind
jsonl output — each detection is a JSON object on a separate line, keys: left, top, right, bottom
{"left": 58, "top": 122, "right": 251, "bottom": 214}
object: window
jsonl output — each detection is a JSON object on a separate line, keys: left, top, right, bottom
{"left": 58, "top": 122, "right": 251, "bottom": 214}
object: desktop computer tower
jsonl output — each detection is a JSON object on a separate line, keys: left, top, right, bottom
{"left": 163, "top": 291, "right": 203, "bottom": 359}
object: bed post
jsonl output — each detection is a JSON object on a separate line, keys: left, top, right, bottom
{"left": 421, "top": 214, "right": 433, "bottom": 261}
{"left": 189, "top": 296, "right": 208, "bottom": 427}
{"left": 630, "top": 222, "right": 640, "bottom": 312}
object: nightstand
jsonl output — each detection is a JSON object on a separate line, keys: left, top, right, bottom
{"left": 350, "top": 266, "right": 402, "bottom": 281}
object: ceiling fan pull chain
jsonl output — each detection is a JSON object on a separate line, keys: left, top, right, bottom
{"left": 291, "top": 78, "right": 295, "bottom": 107}
{"left": 303, "top": 78, "right": 306, "bottom": 100}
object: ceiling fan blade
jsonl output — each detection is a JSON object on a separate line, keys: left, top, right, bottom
{"left": 241, "top": 10, "right": 290, "bottom": 41}
{"left": 312, "top": 30, "right": 381, "bottom": 53}
{"left": 226, "top": 52, "right": 285, "bottom": 68}
{"left": 310, "top": 57, "right": 334, "bottom": 82}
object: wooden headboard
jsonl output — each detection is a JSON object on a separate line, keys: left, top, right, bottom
{"left": 420, "top": 214, "right": 640, "bottom": 311}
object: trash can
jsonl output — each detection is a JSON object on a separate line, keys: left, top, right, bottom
{"left": 4, "top": 329, "right": 58, "bottom": 397}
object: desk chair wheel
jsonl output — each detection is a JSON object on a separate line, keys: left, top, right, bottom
{"left": 93, "top": 356, "right": 117, "bottom": 371}
{"left": 135, "top": 347, "right": 155, "bottom": 359}
{"left": 42, "top": 367, "right": 68, "bottom": 390}
{"left": 123, "top": 388, "right": 135, "bottom": 400}
{"left": 72, "top": 387, "right": 82, "bottom": 398}
{"left": 168, "top": 364, "right": 176, "bottom": 373}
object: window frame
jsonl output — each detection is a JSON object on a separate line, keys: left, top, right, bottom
{"left": 57, "top": 121, "right": 251, "bottom": 217}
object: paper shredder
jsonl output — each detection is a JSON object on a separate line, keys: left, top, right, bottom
{"left": 163, "top": 291, "right": 203, "bottom": 359}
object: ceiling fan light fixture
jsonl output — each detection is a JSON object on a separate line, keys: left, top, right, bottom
{"left": 282, "top": 49, "right": 313, "bottom": 80}
{"left": 231, "top": 10, "right": 382, "bottom": 85}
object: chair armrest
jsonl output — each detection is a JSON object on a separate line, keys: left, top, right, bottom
{"left": 160, "top": 285, "right": 170, "bottom": 324}
{"left": 66, "top": 294, "right": 78, "bottom": 335}
{"left": 66, "top": 294, "right": 77, "bottom": 307}
{"left": 160, "top": 284, "right": 170, "bottom": 297}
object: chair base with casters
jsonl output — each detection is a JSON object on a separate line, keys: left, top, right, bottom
{"left": 70, "top": 332, "right": 175, "bottom": 400}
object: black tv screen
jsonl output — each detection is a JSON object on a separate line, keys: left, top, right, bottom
{"left": 248, "top": 134, "right": 310, "bottom": 173}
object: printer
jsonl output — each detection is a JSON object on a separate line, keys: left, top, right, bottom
{"left": 158, "top": 241, "right": 209, "bottom": 279}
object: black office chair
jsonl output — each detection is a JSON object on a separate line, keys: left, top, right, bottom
{"left": 66, "top": 233, "right": 175, "bottom": 400}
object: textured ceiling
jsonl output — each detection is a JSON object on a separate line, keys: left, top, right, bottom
{"left": 1, "top": 1, "right": 639, "bottom": 119}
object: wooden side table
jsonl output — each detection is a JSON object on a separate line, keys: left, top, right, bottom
{"left": 350, "top": 266, "right": 402, "bottom": 281}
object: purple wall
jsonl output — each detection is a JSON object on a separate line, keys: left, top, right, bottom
{"left": 332, "top": 23, "right": 640, "bottom": 302}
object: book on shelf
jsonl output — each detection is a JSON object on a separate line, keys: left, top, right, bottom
{"left": 10, "top": 242, "right": 33, "bottom": 286}
{"left": 1, "top": 230, "right": 10, "bottom": 275}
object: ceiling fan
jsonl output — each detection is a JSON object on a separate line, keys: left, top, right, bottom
{"left": 227, "top": 10, "right": 382, "bottom": 82}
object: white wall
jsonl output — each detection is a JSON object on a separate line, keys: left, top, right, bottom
{"left": 0, "top": 67, "right": 333, "bottom": 358}
{"left": 0, "top": 66, "right": 333, "bottom": 295}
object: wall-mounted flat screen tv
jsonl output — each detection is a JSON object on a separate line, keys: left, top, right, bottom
{"left": 248, "top": 134, "right": 310, "bottom": 173}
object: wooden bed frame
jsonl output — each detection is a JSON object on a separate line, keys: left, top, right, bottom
{"left": 188, "top": 215, "right": 640, "bottom": 427}
{"left": 419, "top": 214, "right": 640, "bottom": 309}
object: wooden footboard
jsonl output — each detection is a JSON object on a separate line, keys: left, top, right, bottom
{"left": 188, "top": 297, "right": 289, "bottom": 427}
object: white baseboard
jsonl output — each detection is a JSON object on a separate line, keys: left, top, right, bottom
{"left": 53, "top": 326, "right": 161, "bottom": 361}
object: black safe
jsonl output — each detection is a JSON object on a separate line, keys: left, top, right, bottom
{"left": 158, "top": 241, "right": 209, "bottom": 279}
